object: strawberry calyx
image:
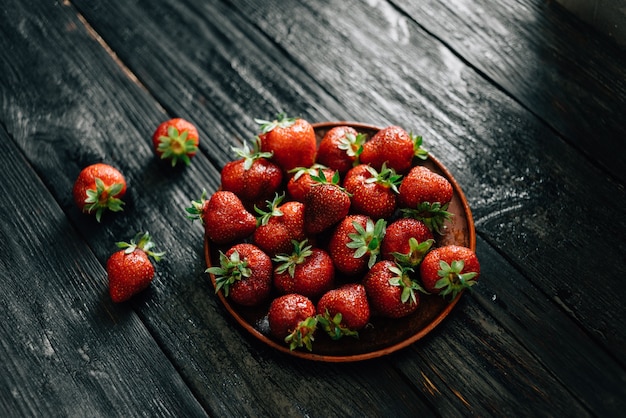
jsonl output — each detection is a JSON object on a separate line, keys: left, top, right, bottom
{"left": 273, "top": 239, "right": 314, "bottom": 278}
{"left": 284, "top": 316, "right": 318, "bottom": 351}
{"left": 411, "top": 133, "right": 428, "bottom": 161}
{"left": 347, "top": 218, "right": 387, "bottom": 269}
{"left": 401, "top": 202, "right": 453, "bottom": 235}
{"left": 157, "top": 125, "right": 198, "bottom": 167}
{"left": 391, "top": 237, "right": 435, "bottom": 268}
{"left": 84, "top": 177, "right": 125, "bottom": 222}
{"left": 232, "top": 137, "right": 273, "bottom": 170}
{"left": 317, "top": 309, "right": 359, "bottom": 340}
{"left": 364, "top": 163, "right": 402, "bottom": 193}
{"left": 339, "top": 131, "right": 366, "bottom": 160}
{"left": 310, "top": 169, "right": 349, "bottom": 194}
{"left": 255, "top": 112, "right": 297, "bottom": 133}
{"left": 288, "top": 163, "right": 329, "bottom": 181}
{"left": 434, "top": 259, "right": 478, "bottom": 299}
{"left": 206, "top": 249, "right": 252, "bottom": 298}
{"left": 185, "top": 190, "right": 209, "bottom": 223}
{"left": 116, "top": 232, "right": 165, "bottom": 261}
{"left": 387, "top": 262, "right": 427, "bottom": 304}
{"left": 254, "top": 192, "right": 286, "bottom": 227}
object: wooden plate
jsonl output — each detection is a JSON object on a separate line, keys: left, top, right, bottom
{"left": 204, "top": 122, "right": 476, "bottom": 362}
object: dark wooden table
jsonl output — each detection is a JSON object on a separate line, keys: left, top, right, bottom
{"left": 2, "top": 0, "right": 625, "bottom": 416}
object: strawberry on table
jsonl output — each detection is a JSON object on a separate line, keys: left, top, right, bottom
{"left": 286, "top": 164, "right": 336, "bottom": 203}
{"left": 152, "top": 118, "right": 199, "bottom": 167}
{"left": 363, "top": 260, "right": 424, "bottom": 318}
{"left": 317, "top": 283, "right": 370, "bottom": 340}
{"left": 316, "top": 126, "right": 366, "bottom": 175}
{"left": 328, "top": 215, "right": 386, "bottom": 276}
{"left": 253, "top": 193, "right": 306, "bottom": 257}
{"left": 381, "top": 218, "right": 434, "bottom": 267}
{"left": 72, "top": 163, "right": 126, "bottom": 222}
{"left": 359, "top": 126, "right": 426, "bottom": 174}
{"left": 419, "top": 245, "right": 480, "bottom": 299}
{"left": 107, "top": 232, "right": 165, "bottom": 303}
{"left": 343, "top": 163, "right": 402, "bottom": 220}
{"left": 304, "top": 170, "right": 351, "bottom": 235}
{"left": 273, "top": 240, "right": 335, "bottom": 300}
{"left": 267, "top": 293, "right": 318, "bottom": 351}
{"left": 206, "top": 243, "right": 273, "bottom": 307}
{"left": 256, "top": 112, "right": 317, "bottom": 173}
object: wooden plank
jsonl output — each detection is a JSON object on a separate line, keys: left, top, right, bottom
{"left": 0, "top": 127, "right": 207, "bottom": 416}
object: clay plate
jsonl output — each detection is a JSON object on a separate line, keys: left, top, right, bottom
{"left": 204, "top": 122, "right": 476, "bottom": 362}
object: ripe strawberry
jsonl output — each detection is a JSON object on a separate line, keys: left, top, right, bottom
{"left": 419, "top": 245, "right": 480, "bottom": 299}
{"left": 398, "top": 166, "right": 454, "bottom": 234}
{"left": 206, "top": 243, "right": 272, "bottom": 307}
{"left": 359, "top": 126, "right": 426, "bottom": 174}
{"left": 381, "top": 218, "right": 434, "bottom": 267}
{"left": 256, "top": 113, "right": 316, "bottom": 173}
{"left": 186, "top": 190, "right": 256, "bottom": 244}
{"left": 221, "top": 139, "right": 283, "bottom": 211}
{"left": 267, "top": 293, "right": 318, "bottom": 351}
{"left": 317, "top": 283, "right": 370, "bottom": 340}
{"left": 286, "top": 165, "right": 336, "bottom": 202}
{"left": 316, "top": 126, "right": 366, "bottom": 175}
{"left": 253, "top": 194, "right": 306, "bottom": 257}
{"left": 303, "top": 170, "right": 351, "bottom": 235}
{"left": 343, "top": 163, "right": 401, "bottom": 220}
{"left": 328, "top": 215, "right": 386, "bottom": 276}
{"left": 363, "top": 260, "right": 424, "bottom": 318}
{"left": 107, "top": 232, "right": 165, "bottom": 303}
{"left": 73, "top": 163, "right": 126, "bottom": 222}
{"left": 152, "top": 118, "right": 199, "bottom": 167}
{"left": 273, "top": 240, "right": 335, "bottom": 300}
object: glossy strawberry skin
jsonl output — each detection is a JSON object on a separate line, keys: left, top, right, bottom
{"left": 72, "top": 163, "right": 127, "bottom": 222}
{"left": 221, "top": 157, "right": 283, "bottom": 210}
{"left": 317, "top": 283, "right": 370, "bottom": 330}
{"left": 253, "top": 201, "right": 306, "bottom": 257}
{"left": 359, "top": 126, "right": 415, "bottom": 174}
{"left": 328, "top": 214, "right": 372, "bottom": 276}
{"left": 259, "top": 118, "right": 316, "bottom": 173}
{"left": 363, "top": 260, "right": 420, "bottom": 318}
{"left": 381, "top": 218, "right": 434, "bottom": 260}
{"left": 287, "top": 167, "right": 336, "bottom": 203}
{"left": 343, "top": 164, "right": 397, "bottom": 220}
{"left": 222, "top": 244, "right": 273, "bottom": 307}
{"left": 107, "top": 250, "right": 154, "bottom": 303}
{"left": 267, "top": 294, "right": 316, "bottom": 340}
{"left": 273, "top": 248, "right": 335, "bottom": 300}
{"left": 204, "top": 191, "right": 257, "bottom": 244}
{"left": 419, "top": 245, "right": 480, "bottom": 295}
{"left": 304, "top": 183, "right": 351, "bottom": 235}
{"left": 398, "top": 166, "right": 453, "bottom": 209}
{"left": 316, "top": 126, "right": 363, "bottom": 175}
{"left": 152, "top": 118, "right": 199, "bottom": 166}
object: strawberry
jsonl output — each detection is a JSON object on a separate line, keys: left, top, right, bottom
{"left": 221, "top": 138, "right": 283, "bottom": 211}
{"left": 363, "top": 260, "right": 424, "bottom": 318}
{"left": 398, "top": 165, "right": 454, "bottom": 234}
{"left": 72, "top": 163, "right": 126, "bottom": 222}
{"left": 303, "top": 170, "right": 351, "bottom": 235}
{"left": 359, "top": 126, "right": 426, "bottom": 174}
{"left": 267, "top": 293, "right": 318, "bottom": 351}
{"left": 253, "top": 194, "right": 306, "bottom": 257}
{"left": 107, "top": 232, "right": 165, "bottom": 303}
{"left": 343, "top": 163, "right": 401, "bottom": 220}
{"left": 186, "top": 191, "right": 256, "bottom": 244}
{"left": 316, "top": 126, "right": 366, "bottom": 175}
{"left": 256, "top": 113, "right": 316, "bottom": 173}
{"left": 206, "top": 243, "right": 273, "bottom": 307}
{"left": 381, "top": 218, "right": 434, "bottom": 267}
{"left": 273, "top": 240, "right": 335, "bottom": 300}
{"left": 152, "top": 118, "right": 199, "bottom": 167}
{"left": 286, "top": 164, "right": 336, "bottom": 202}
{"left": 316, "top": 283, "right": 370, "bottom": 340}
{"left": 419, "top": 245, "right": 480, "bottom": 299}
{"left": 328, "top": 215, "right": 386, "bottom": 276}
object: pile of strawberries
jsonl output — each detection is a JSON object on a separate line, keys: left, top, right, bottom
{"left": 193, "top": 113, "right": 480, "bottom": 352}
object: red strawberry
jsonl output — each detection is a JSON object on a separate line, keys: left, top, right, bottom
{"left": 107, "top": 232, "right": 165, "bottom": 303}
{"left": 363, "top": 260, "right": 423, "bottom": 318}
{"left": 343, "top": 163, "right": 401, "bottom": 220}
{"left": 256, "top": 113, "right": 316, "bottom": 173}
{"left": 328, "top": 215, "right": 386, "bottom": 276}
{"left": 419, "top": 245, "right": 480, "bottom": 299}
{"left": 359, "top": 126, "right": 426, "bottom": 174}
{"left": 381, "top": 218, "right": 434, "bottom": 267}
{"left": 267, "top": 293, "right": 318, "bottom": 351}
{"left": 273, "top": 240, "right": 335, "bottom": 300}
{"left": 316, "top": 126, "right": 366, "bottom": 175}
{"left": 73, "top": 163, "right": 127, "bottom": 222}
{"left": 152, "top": 118, "right": 199, "bottom": 167}
{"left": 304, "top": 170, "right": 351, "bottom": 235}
{"left": 206, "top": 243, "right": 273, "bottom": 307}
{"left": 253, "top": 194, "right": 306, "bottom": 257}
{"left": 317, "top": 283, "right": 370, "bottom": 340}
{"left": 187, "top": 191, "right": 256, "bottom": 244}
{"left": 398, "top": 165, "right": 454, "bottom": 234}
{"left": 286, "top": 165, "right": 336, "bottom": 202}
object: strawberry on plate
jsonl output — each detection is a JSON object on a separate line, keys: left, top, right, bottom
{"left": 363, "top": 260, "right": 424, "bottom": 318}
{"left": 343, "top": 163, "right": 402, "bottom": 220}
{"left": 256, "top": 112, "right": 317, "bottom": 173}
{"left": 328, "top": 215, "right": 386, "bottom": 276}
{"left": 359, "top": 126, "right": 427, "bottom": 174}
{"left": 381, "top": 218, "right": 434, "bottom": 267}
{"left": 107, "top": 232, "right": 165, "bottom": 303}
{"left": 206, "top": 243, "right": 273, "bottom": 307}
{"left": 73, "top": 163, "right": 126, "bottom": 222}
{"left": 253, "top": 193, "right": 306, "bottom": 257}
{"left": 316, "top": 126, "right": 366, "bottom": 175}
{"left": 152, "top": 118, "right": 199, "bottom": 167}
{"left": 317, "top": 283, "right": 370, "bottom": 340}
{"left": 304, "top": 170, "right": 351, "bottom": 235}
{"left": 287, "top": 164, "right": 336, "bottom": 203}
{"left": 419, "top": 245, "right": 480, "bottom": 299}
{"left": 267, "top": 293, "right": 318, "bottom": 351}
